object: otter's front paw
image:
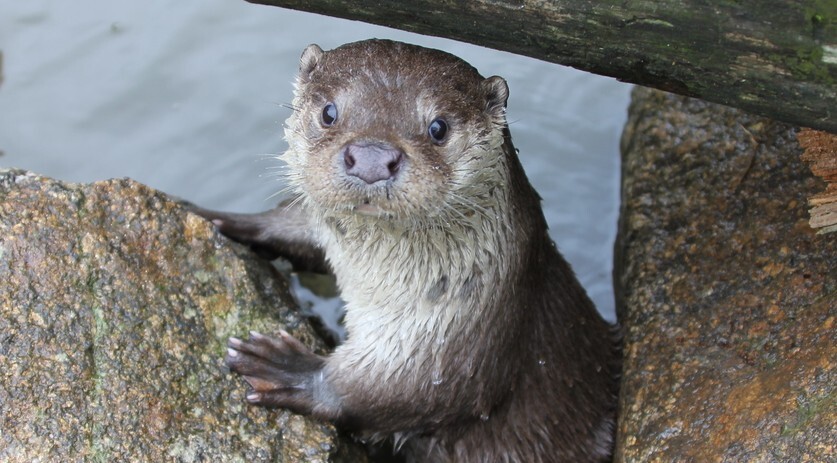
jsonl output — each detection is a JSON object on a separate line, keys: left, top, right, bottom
{"left": 189, "top": 207, "right": 284, "bottom": 260}
{"left": 226, "top": 330, "right": 325, "bottom": 414}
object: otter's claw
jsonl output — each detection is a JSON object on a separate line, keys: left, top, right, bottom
{"left": 225, "top": 331, "right": 325, "bottom": 413}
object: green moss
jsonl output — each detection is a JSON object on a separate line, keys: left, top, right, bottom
{"left": 92, "top": 305, "right": 108, "bottom": 343}
{"left": 807, "top": 0, "right": 837, "bottom": 35}
{"left": 85, "top": 272, "right": 98, "bottom": 294}
{"left": 781, "top": 390, "right": 836, "bottom": 436}
{"left": 768, "top": 46, "right": 834, "bottom": 84}
{"left": 89, "top": 419, "right": 111, "bottom": 463}
{"left": 796, "top": 46, "right": 829, "bottom": 79}
{"left": 774, "top": 1, "right": 836, "bottom": 83}
{"left": 812, "top": 0, "right": 837, "bottom": 18}
{"left": 812, "top": 13, "right": 826, "bottom": 25}
{"left": 193, "top": 270, "right": 212, "bottom": 284}
{"left": 185, "top": 372, "right": 201, "bottom": 394}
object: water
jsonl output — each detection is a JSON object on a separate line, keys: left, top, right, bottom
{"left": 0, "top": 0, "right": 631, "bottom": 321}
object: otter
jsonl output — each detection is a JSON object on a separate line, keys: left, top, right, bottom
{"left": 196, "top": 39, "right": 620, "bottom": 463}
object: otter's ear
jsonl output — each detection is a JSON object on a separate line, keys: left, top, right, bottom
{"left": 481, "top": 76, "right": 509, "bottom": 115}
{"left": 298, "top": 44, "right": 324, "bottom": 83}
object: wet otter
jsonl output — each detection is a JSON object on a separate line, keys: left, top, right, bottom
{"left": 198, "top": 39, "right": 620, "bottom": 462}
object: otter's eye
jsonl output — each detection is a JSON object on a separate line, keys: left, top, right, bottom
{"left": 428, "top": 118, "right": 448, "bottom": 143}
{"left": 321, "top": 102, "right": 338, "bottom": 126}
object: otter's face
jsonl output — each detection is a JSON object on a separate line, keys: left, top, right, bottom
{"left": 282, "top": 40, "right": 510, "bottom": 227}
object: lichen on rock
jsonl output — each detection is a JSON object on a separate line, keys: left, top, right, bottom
{"left": 615, "top": 88, "right": 835, "bottom": 462}
{"left": 0, "top": 169, "right": 366, "bottom": 462}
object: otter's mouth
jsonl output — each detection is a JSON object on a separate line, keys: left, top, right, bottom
{"left": 353, "top": 200, "right": 385, "bottom": 217}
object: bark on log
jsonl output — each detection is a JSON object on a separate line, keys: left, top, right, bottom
{"left": 247, "top": 0, "right": 837, "bottom": 133}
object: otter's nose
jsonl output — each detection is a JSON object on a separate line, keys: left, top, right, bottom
{"left": 342, "top": 142, "right": 404, "bottom": 184}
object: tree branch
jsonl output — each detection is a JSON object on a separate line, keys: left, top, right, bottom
{"left": 247, "top": 0, "right": 837, "bottom": 133}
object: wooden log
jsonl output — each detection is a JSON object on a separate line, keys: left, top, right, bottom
{"left": 799, "top": 129, "right": 837, "bottom": 233}
{"left": 247, "top": 0, "right": 837, "bottom": 133}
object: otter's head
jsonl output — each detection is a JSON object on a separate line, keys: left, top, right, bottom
{"left": 282, "top": 39, "right": 510, "bottom": 227}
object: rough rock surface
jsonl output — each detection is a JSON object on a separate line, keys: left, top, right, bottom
{"left": 615, "top": 88, "right": 835, "bottom": 462}
{"left": 0, "top": 170, "right": 367, "bottom": 462}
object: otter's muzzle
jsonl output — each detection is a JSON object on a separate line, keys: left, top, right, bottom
{"left": 342, "top": 141, "right": 404, "bottom": 184}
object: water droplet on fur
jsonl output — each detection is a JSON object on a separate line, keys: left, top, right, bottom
{"left": 480, "top": 413, "right": 490, "bottom": 421}
{"left": 431, "top": 371, "right": 443, "bottom": 386}
{"left": 538, "top": 359, "right": 546, "bottom": 366}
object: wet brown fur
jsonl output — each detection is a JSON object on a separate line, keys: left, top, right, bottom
{"left": 202, "top": 40, "right": 620, "bottom": 463}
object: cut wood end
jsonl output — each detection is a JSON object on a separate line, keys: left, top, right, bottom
{"left": 816, "top": 224, "right": 837, "bottom": 235}
{"left": 799, "top": 129, "right": 837, "bottom": 234}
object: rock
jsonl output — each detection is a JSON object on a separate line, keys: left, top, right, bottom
{"left": 615, "top": 88, "right": 835, "bottom": 461}
{"left": 0, "top": 170, "right": 367, "bottom": 462}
